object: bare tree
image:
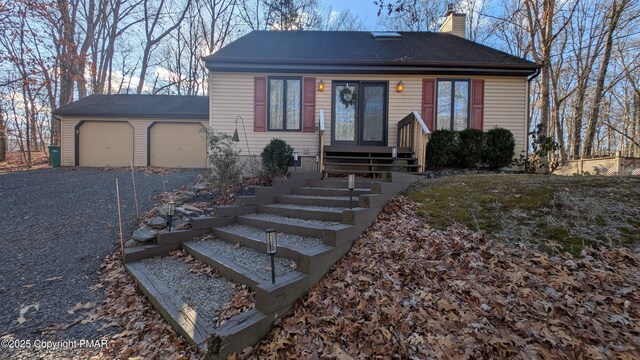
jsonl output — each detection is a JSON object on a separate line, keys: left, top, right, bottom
{"left": 136, "top": 0, "right": 192, "bottom": 94}
{"left": 583, "top": 0, "right": 632, "bottom": 157}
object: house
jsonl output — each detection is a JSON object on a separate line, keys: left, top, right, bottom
{"left": 204, "top": 9, "right": 540, "bottom": 174}
{"left": 53, "top": 95, "right": 209, "bottom": 168}
{"left": 54, "top": 9, "right": 539, "bottom": 172}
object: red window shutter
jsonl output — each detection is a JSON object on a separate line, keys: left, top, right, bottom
{"left": 471, "top": 79, "right": 484, "bottom": 130}
{"left": 422, "top": 79, "right": 435, "bottom": 132}
{"left": 254, "top": 76, "right": 267, "bottom": 132}
{"left": 303, "top": 77, "right": 316, "bottom": 133}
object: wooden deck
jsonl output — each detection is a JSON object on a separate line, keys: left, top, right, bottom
{"left": 323, "top": 146, "right": 419, "bottom": 178}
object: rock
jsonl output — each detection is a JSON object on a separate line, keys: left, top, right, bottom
{"left": 147, "top": 216, "right": 167, "bottom": 229}
{"left": 193, "top": 183, "right": 208, "bottom": 191}
{"left": 182, "top": 205, "right": 203, "bottom": 213}
{"left": 173, "top": 219, "right": 189, "bottom": 230}
{"left": 132, "top": 226, "right": 157, "bottom": 242}
{"left": 176, "top": 207, "right": 196, "bottom": 216}
{"left": 157, "top": 204, "right": 170, "bottom": 216}
{"left": 183, "top": 191, "right": 197, "bottom": 198}
{"left": 125, "top": 239, "right": 138, "bottom": 248}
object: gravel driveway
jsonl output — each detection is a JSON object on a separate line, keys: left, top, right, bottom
{"left": 0, "top": 168, "right": 200, "bottom": 348}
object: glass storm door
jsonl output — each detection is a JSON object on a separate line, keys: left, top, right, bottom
{"left": 332, "top": 81, "right": 387, "bottom": 146}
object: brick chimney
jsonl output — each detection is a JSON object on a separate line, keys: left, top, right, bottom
{"left": 438, "top": 4, "right": 466, "bottom": 38}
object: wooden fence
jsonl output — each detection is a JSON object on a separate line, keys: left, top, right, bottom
{"left": 554, "top": 152, "right": 640, "bottom": 176}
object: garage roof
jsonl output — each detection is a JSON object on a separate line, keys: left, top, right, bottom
{"left": 53, "top": 94, "right": 209, "bottom": 119}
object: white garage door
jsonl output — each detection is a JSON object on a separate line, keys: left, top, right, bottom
{"left": 79, "top": 121, "right": 133, "bottom": 167}
{"left": 150, "top": 123, "right": 206, "bottom": 168}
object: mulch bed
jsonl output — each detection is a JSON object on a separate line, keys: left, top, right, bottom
{"left": 0, "top": 151, "right": 49, "bottom": 172}
{"left": 239, "top": 195, "right": 640, "bottom": 359}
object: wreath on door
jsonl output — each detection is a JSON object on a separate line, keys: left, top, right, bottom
{"left": 338, "top": 86, "right": 357, "bottom": 108}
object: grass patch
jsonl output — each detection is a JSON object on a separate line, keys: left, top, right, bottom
{"left": 408, "top": 173, "right": 640, "bottom": 255}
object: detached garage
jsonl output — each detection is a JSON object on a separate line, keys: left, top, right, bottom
{"left": 53, "top": 95, "right": 209, "bottom": 168}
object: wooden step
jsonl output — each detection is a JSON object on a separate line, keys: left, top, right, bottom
{"left": 307, "top": 179, "right": 375, "bottom": 188}
{"left": 323, "top": 162, "right": 420, "bottom": 168}
{"left": 276, "top": 194, "right": 354, "bottom": 208}
{"left": 211, "top": 224, "right": 333, "bottom": 274}
{"left": 293, "top": 186, "right": 371, "bottom": 197}
{"left": 259, "top": 204, "right": 345, "bottom": 221}
{"left": 183, "top": 239, "right": 304, "bottom": 290}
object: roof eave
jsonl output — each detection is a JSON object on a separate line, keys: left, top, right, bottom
{"left": 52, "top": 112, "right": 209, "bottom": 119}
{"left": 205, "top": 61, "right": 540, "bottom": 76}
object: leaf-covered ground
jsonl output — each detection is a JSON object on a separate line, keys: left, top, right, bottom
{"left": 242, "top": 195, "right": 640, "bottom": 359}
{"left": 0, "top": 151, "right": 49, "bottom": 172}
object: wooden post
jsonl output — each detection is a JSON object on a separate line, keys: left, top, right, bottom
{"left": 116, "top": 178, "right": 124, "bottom": 257}
{"left": 615, "top": 151, "right": 623, "bottom": 176}
{"left": 579, "top": 158, "right": 584, "bottom": 175}
{"left": 130, "top": 163, "right": 139, "bottom": 218}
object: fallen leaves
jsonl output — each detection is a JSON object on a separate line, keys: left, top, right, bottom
{"left": 17, "top": 303, "right": 39, "bottom": 324}
{"left": 85, "top": 253, "right": 199, "bottom": 359}
{"left": 243, "top": 195, "right": 640, "bottom": 359}
{"left": 67, "top": 302, "right": 94, "bottom": 315}
{"left": 0, "top": 151, "right": 49, "bottom": 172}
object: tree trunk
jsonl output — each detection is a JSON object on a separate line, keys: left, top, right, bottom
{"left": 0, "top": 105, "right": 6, "bottom": 162}
{"left": 583, "top": 0, "right": 628, "bottom": 157}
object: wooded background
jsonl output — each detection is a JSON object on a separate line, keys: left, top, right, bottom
{"left": 0, "top": 0, "right": 638, "bottom": 167}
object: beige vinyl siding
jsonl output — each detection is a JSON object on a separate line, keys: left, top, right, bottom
{"left": 60, "top": 116, "right": 207, "bottom": 167}
{"left": 484, "top": 77, "right": 527, "bottom": 157}
{"left": 439, "top": 14, "right": 466, "bottom": 38}
{"left": 61, "top": 118, "right": 82, "bottom": 166}
{"left": 209, "top": 72, "right": 423, "bottom": 156}
{"left": 210, "top": 72, "right": 528, "bottom": 159}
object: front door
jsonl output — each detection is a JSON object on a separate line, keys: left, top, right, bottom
{"left": 332, "top": 81, "right": 388, "bottom": 146}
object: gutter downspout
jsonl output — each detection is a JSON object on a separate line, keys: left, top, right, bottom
{"left": 525, "top": 68, "right": 541, "bottom": 161}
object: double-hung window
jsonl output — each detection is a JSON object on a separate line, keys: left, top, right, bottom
{"left": 268, "top": 77, "right": 302, "bottom": 131}
{"left": 436, "top": 80, "right": 470, "bottom": 131}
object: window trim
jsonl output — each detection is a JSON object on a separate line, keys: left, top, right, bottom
{"left": 267, "top": 76, "right": 303, "bottom": 132}
{"left": 435, "top": 79, "right": 471, "bottom": 131}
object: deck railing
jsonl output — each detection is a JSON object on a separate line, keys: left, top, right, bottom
{"left": 397, "top": 111, "right": 431, "bottom": 172}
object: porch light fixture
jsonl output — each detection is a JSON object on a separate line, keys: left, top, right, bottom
{"left": 392, "top": 147, "right": 398, "bottom": 172}
{"left": 293, "top": 152, "right": 299, "bottom": 172}
{"left": 318, "top": 80, "right": 325, "bottom": 92}
{"left": 348, "top": 174, "right": 355, "bottom": 209}
{"left": 232, "top": 116, "right": 240, "bottom": 142}
{"left": 265, "top": 229, "right": 277, "bottom": 284}
{"left": 396, "top": 81, "right": 404, "bottom": 93}
{"left": 167, "top": 201, "right": 176, "bottom": 231}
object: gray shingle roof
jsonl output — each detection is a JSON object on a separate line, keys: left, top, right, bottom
{"left": 204, "top": 31, "right": 539, "bottom": 74}
{"left": 53, "top": 94, "right": 209, "bottom": 118}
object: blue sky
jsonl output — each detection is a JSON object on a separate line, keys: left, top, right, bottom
{"left": 323, "top": 0, "right": 381, "bottom": 30}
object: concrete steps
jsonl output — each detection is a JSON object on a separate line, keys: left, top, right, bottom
{"left": 123, "top": 172, "right": 420, "bottom": 359}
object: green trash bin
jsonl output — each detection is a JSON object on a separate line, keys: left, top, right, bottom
{"left": 48, "top": 145, "right": 61, "bottom": 168}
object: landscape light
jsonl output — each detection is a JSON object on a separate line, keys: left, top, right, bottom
{"left": 293, "top": 152, "right": 299, "bottom": 172}
{"left": 348, "top": 174, "right": 355, "bottom": 209}
{"left": 265, "top": 229, "right": 277, "bottom": 284}
{"left": 315, "top": 154, "right": 320, "bottom": 172}
{"left": 167, "top": 201, "right": 176, "bottom": 231}
{"left": 392, "top": 147, "right": 397, "bottom": 171}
